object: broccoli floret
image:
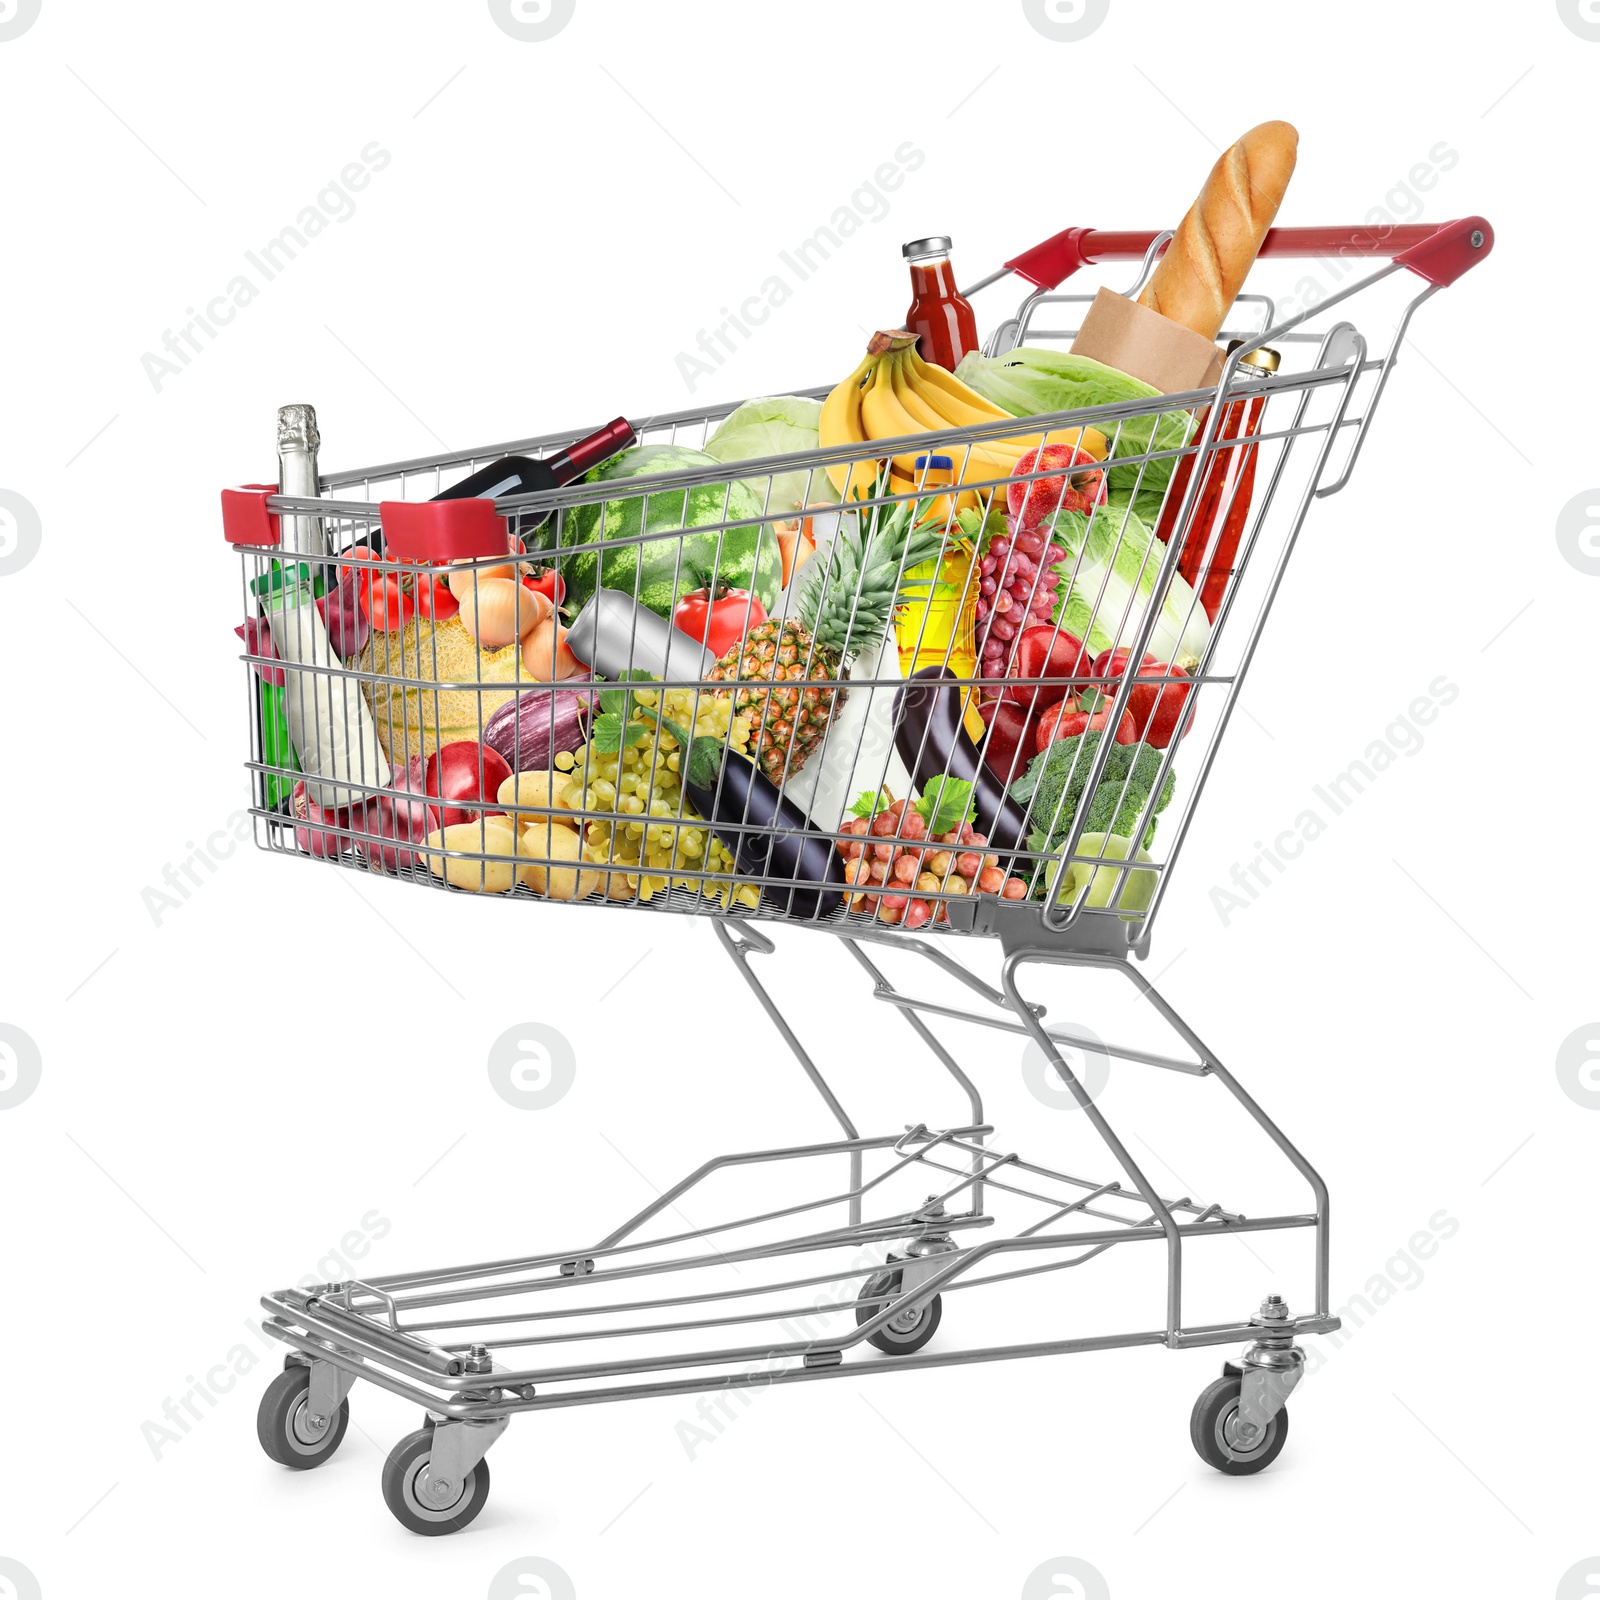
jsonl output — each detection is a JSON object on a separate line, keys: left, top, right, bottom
{"left": 1015, "top": 733, "right": 1176, "bottom": 854}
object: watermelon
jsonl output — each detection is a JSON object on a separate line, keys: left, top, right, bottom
{"left": 550, "top": 445, "right": 780, "bottom": 617}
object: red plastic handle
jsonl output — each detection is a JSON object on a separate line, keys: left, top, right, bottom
{"left": 1004, "top": 216, "right": 1493, "bottom": 293}
{"left": 379, "top": 498, "right": 514, "bottom": 562}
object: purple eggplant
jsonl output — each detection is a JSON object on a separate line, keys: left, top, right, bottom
{"left": 655, "top": 714, "right": 845, "bottom": 920}
{"left": 893, "top": 667, "right": 1032, "bottom": 855}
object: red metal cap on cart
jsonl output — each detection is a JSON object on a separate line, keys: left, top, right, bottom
{"left": 379, "top": 497, "right": 513, "bottom": 562}
{"left": 222, "top": 484, "right": 282, "bottom": 546}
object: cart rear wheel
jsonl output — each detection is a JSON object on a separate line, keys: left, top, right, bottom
{"left": 381, "top": 1428, "right": 491, "bottom": 1536}
{"left": 257, "top": 1366, "right": 349, "bottom": 1470}
{"left": 855, "top": 1271, "right": 942, "bottom": 1355}
{"left": 1190, "top": 1375, "right": 1289, "bottom": 1475}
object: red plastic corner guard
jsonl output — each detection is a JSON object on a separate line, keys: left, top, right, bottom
{"left": 379, "top": 497, "right": 511, "bottom": 563}
{"left": 1004, "top": 226, "right": 1096, "bottom": 291}
{"left": 1392, "top": 215, "right": 1494, "bottom": 287}
{"left": 222, "top": 484, "right": 281, "bottom": 547}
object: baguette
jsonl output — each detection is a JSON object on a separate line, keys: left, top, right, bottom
{"left": 1138, "top": 121, "right": 1299, "bottom": 341}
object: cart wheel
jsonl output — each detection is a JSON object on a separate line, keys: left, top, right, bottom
{"left": 1190, "top": 1375, "right": 1289, "bottom": 1475}
{"left": 381, "top": 1428, "right": 492, "bottom": 1536}
{"left": 257, "top": 1366, "right": 349, "bottom": 1470}
{"left": 855, "top": 1271, "right": 942, "bottom": 1355}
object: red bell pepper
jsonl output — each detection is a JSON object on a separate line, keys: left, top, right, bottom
{"left": 1091, "top": 649, "right": 1196, "bottom": 749}
{"left": 1034, "top": 689, "right": 1138, "bottom": 753}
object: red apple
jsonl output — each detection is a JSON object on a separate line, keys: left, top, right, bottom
{"left": 424, "top": 740, "right": 513, "bottom": 830}
{"left": 1007, "top": 445, "right": 1107, "bottom": 535}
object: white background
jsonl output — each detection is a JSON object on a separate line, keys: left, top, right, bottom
{"left": 2, "top": 1, "right": 1597, "bottom": 1596}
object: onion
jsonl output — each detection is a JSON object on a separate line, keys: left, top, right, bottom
{"left": 458, "top": 578, "right": 547, "bottom": 649}
{"left": 523, "top": 618, "right": 584, "bottom": 682}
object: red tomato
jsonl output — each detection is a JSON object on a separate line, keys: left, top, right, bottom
{"left": 339, "top": 544, "right": 417, "bottom": 629}
{"left": 413, "top": 573, "right": 459, "bottom": 621}
{"left": 523, "top": 568, "right": 565, "bottom": 608}
{"left": 672, "top": 587, "right": 767, "bottom": 659}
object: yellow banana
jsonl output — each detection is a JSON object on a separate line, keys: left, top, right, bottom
{"left": 859, "top": 353, "right": 932, "bottom": 477}
{"left": 819, "top": 350, "right": 881, "bottom": 500}
{"left": 907, "top": 346, "right": 1110, "bottom": 463}
{"left": 889, "top": 352, "right": 1031, "bottom": 486}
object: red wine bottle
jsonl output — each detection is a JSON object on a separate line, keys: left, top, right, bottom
{"left": 432, "top": 416, "right": 636, "bottom": 501}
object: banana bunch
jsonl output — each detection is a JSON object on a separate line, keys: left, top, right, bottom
{"left": 820, "top": 330, "right": 1108, "bottom": 502}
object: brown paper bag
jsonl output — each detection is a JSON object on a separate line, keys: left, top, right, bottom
{"left": 1070, "top": 287, "right": 1225, "bottom": 394}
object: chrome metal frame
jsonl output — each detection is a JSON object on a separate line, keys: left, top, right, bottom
{"left": 263, "top": 919, "right": 1336, "bottom": 1428}
{"left": 240, "top": 250, "right": 1467, "bottom": 1515}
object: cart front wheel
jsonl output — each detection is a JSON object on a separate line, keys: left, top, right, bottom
{"left": 257, "top": 1366, "right": 349, "bottom": 1470}
{"left": 381, "top": 1428, "right": 491, "bottom": 1536}
{"left": 1190, "top": 1375, "right": 1289, "bottom": 1475}
{"left": 855, "top": 1271, "right": 942, "bottom": 1355}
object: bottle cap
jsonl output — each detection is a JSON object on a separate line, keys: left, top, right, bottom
{"left": 1225, "top": 340, "right": 1282, "bottom": 372}
{"left": 902, "top": 236, "right": 953, "bottom": 261}
{"left": 277, "top": 404, "right": 320, "bottom": 454}
{"left": 560, "top": 416, "right": 637, "bottom": 480}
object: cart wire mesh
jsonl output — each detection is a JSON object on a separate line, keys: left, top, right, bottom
{"left": 230, "top": 269, "right": 1411, "bottom": 955}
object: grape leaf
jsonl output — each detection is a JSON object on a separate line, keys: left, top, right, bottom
{"left": 591, "top": 713, "right": 646, "bottom": 754}
{"left": 913, "top": 776, "right": 975, "bottom": 836}
{"left": 596, "top": 669, "right": 656, "bottom": 718}
{"left": 848, "top": 787, "right": 894, "bottom": 819}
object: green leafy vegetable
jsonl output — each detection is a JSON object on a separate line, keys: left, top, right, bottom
{"left": 704, "top": 396, "right": 824, "bottom": 518}
{"left": 913, "top": 776, "right": 975, "bottom": 837}
{"left": 1049, "top": 502, "right": 1210, "bottom": 666}
{"left": 953, "top": 346, "right": 1194, "bottom": 503}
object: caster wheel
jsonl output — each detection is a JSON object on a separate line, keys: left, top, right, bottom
{"left": 381, "top": 1428, "right": 491, "bottom": 1536}
{"left": 257, "top": 1366, "right": 349, "bottom": 1470}
{"left": 855, "top": 1270, "right": 942, "bottom": 1355}
{"left": 1190, "top": 1375, "right": 1289, "bottom": 1475}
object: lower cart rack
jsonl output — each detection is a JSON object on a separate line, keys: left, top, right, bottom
{"left": 257, "top": 921, "right": 1338, "bottom": 1533}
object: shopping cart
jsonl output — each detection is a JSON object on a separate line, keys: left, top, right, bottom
{"left": 231, "top": 217, "right": 1491, "bottom": 1533}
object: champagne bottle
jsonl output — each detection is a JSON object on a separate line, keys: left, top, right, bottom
{"left": 268, "top": 404, "right": 390, "bottom": 809}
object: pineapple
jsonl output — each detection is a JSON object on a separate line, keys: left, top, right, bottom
{"left": 708, "top": 489, "right": 948, "bottom": 784}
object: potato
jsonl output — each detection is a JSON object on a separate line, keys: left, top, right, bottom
{"left": 516, "top": 822, "right": 599, "bottom": 901}
{"left": 422, "top": 820, "right": 518, "bottom": 894}
{"left": 497, "top": 770, "right": 561, "bottom": 832}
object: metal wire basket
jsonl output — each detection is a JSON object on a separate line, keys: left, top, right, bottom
{"left": 225, "top": 217, "right": 1491, "bottom": 958}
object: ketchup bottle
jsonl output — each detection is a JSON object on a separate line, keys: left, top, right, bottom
{"left": 903, "top": 236, "right": 979, "bottom": 371}
{"left": 1157, "top": 342, "right": 1279, "bottom": 621}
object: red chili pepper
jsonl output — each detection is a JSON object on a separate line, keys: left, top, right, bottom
{"left": 1091, "top": 649, "right": 1195, "bottom": 749}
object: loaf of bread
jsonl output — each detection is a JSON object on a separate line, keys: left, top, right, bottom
{"left": 1138, "top": 121, "right": 1299, "bottom": 341}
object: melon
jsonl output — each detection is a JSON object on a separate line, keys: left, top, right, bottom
{"left": 551, "top": 445, "right": 780, "bottom": 617}
{"left": 359, "top": 615, "right": 522, "bottom": 760}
